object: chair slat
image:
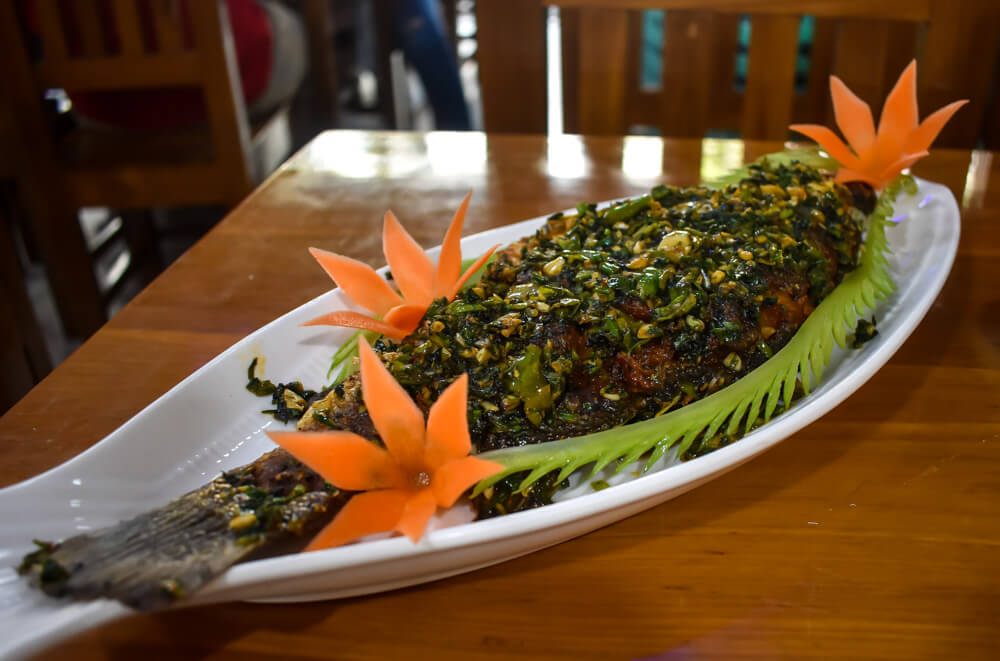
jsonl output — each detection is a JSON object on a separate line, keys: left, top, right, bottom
{"left": 741, "top": 14, "right": 800, "bottom": 140}
{"left": 577, "top": 7, "right": 628, "bottom": 135}
{"left": 560, "top": 7, "right": 581, "bottom": 134}
{"left": 112, "top": 0, "right": 146, "bottom": 55}
{"left": 921, "top": 0, "right": 1000, "bottom": 147}
{"left": 705, "top": 12, "right": 741, "bottom": 132}
{"left": 476, "top": 0, "right": 548, "bottom": 133}
{"left": 882, "top": 20, "right": 920, "bottom": 91}
{"left": 186, "top": 0, "right": 253, "bottom": 203}
{"left": 152, "top": 0, "right": 185, "bottom": 53}
{"left": 983, "top": 74, "right": 1000, "bottom": 150}
{"left": 660, "top": 11, "right": 715, "bottom": 138}
{"left": 75, "top": 0, "right": 109, "bottom": 57}
{"left": 66, "top": 164, "right": 243, "bottom": 208}
{"left": 829, "top": 18, "right": 892, "bottom": 125}
{"left": 0, "top": 202, "right": 51, "bottom": 383}
{"left": 35, "top": 1, "right": 68, "bottom": 62}
{"left": 36, "top": 54, "right": 203, "bottom": 90}
{"left": 0, "top": 212, "right": 52, "bottom": 412}
{"left": 976, "top": 20, "right": 1000, "bottom": 150}
{"left": 301, "top": 0, "right": 339, "bottom": 124}
{"left": 793, "top": 16, "right": 836, "bottom": 125}
{"left": 623, "top": 10, "right": 660, "bottom": 129}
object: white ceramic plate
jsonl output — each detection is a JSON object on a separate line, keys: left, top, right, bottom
{"left": 0, "top": 179, "right": 960, "bottom": 660}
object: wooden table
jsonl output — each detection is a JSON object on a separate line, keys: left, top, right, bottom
{"left": 3, "top": 132, "right": 998, "bottom": 659}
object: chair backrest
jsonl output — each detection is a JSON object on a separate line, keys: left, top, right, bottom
{"left": 478, "top": 0, "right": 1000, "bottom": 147}
{"left": 0, "top": 95, "right": 51, "bottom": 405}
{"left": 0, "top": 0, "right": 254, "bottom": 207}
{"left": 0, "top": 201, "right": 52, "bottom": 413}
{"left": 476, "top": 0, "right": 549, "bottom": 134}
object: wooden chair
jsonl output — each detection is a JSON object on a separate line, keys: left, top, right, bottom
{"left": 478, "top": 0, "right": 1000, "bottom": 148}
{"left": 0, "top": 96, "right": 52, "bottom": 413}
{"left": 476, "top": 0, "right": 549, "bottom": 134}
{"left": 0, "top": 199, "right": 52, "bottom": 415}
{"left": 299, "top": 0, "right": 339, "bottom": 127}
{"left": 0, "top": 0, "right": 291, "bottom": 338}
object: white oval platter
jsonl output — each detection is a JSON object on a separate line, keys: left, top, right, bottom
{"left": 0, "top": 178, "right": 960, "bottom": 660}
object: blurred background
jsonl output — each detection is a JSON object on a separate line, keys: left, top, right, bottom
{"left": 2, "top": 0, "right": 998, "bottom": 413}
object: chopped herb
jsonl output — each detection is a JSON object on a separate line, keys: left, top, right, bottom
{"left": 245, "top": 358, "right": 319, "bottom": 423}
{"left": 295, "top": 162, "right": 871, "bottom": 515}
{"left": 604, "top": 195, "right": 651, "bottom": 222}
{"left": 17, "top": 540, "right": 70, "bottom": 591}
{"left": 245, "top": 357, "right": 276, "bottom": 396}
{"left": 712, "top": 321, "right": 741, "bottom": 343}
{"left": 852, "top": 316, "right": 878, "bottom": 348}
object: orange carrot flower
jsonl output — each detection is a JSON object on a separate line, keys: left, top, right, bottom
{"left": 790, "top": 60, "right": 967, "bottom": 189}
{"left": 304, "top": 193, "right": 499, "bottom": 340}
{"left": 267, "top": 338, "right": 503, "bottom": 549}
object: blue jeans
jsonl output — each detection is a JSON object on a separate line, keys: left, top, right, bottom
{"left": 393, "top": 0, "right": 471, "bottom": 130}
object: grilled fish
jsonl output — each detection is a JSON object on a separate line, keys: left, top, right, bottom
{"left": 19, "top": 162, "right": 874, "bottom": 608}
{"left": 300, "top": 164, "right": 870, "bottom": 450}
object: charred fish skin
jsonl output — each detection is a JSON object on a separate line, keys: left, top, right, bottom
{"left": 301, "top": 163, "right": 871, "bottom": 458}
{"left": 18, "top": 449, "right": 347, "bottom": 611}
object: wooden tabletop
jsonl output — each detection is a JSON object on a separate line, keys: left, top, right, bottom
{"left": 3, "top": 131, "right": 999, "bottom": 659}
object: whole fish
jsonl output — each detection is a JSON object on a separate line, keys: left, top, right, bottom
{"left": 19, "top": 162, "right": 874, "bottom": 609}
{"left": 299, "top": 164, "right": 871, "bottom": 452}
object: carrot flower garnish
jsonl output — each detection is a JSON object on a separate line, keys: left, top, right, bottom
{"left": 304, "top": 193, "right": 499, "bottom": 340}
{"left": 790, "top": 60, "right": 967, "bottom": 189}
{"left": 267, "top": 339, "right": 503, "bottom": 549}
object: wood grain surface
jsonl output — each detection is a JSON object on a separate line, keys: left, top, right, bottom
{"left": 2, "top": 132, "right": 998, "bottom": 659}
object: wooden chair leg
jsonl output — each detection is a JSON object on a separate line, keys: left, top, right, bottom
{"left": 0, "top": 294, "right": 38, "bottom": 414}
{"left": 373, "top": 0, "right": 398, "bottom": 129}
{"left": 121, "top": 209, "right": 164, "bottom": 284}
{"left": 18, "top": 182, "right": 105, "bottom": 338}
{"left": 0, "top": 201, "right": 52, "bottom": 413}
{"left": 302, "top": 0, "right": 340, "bottom": 126}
